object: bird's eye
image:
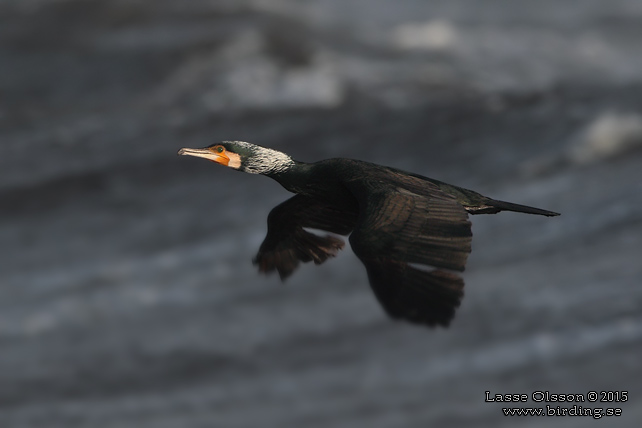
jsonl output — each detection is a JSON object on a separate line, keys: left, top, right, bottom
{"left": 215, "top": 146, "right": 224, "bottom": 153}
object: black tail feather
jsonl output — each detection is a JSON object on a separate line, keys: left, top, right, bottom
{"left": 473, "top": 198, "right": 560, "bottom": 217}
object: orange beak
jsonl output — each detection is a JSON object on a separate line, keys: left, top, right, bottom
{"left": 178, "top": 147, "right": 230, "bottom": 166}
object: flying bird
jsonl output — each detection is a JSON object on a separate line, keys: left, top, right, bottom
{"left": 179, "top": 141, "right": 559, "bottom": 327}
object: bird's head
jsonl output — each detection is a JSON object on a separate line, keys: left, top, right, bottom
{"left": 178, "top": 141, "right": 294, "bottom": 175}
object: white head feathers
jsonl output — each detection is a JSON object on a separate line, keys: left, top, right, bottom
{"left": 226, "top": 141, "right": 295, "bottom": 175}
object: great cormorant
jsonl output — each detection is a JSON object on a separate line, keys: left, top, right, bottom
{"left": 179, "top": 141, "right": 559, "bottom": 327}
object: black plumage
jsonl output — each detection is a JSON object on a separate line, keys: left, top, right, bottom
{"left": 179, "top": 141, "right": 559, "bottom": 327}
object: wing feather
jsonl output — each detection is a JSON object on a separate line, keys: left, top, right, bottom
{"left": 346, "top": 178, "right": 472, "bottom": 327}
{"left": 253, "top": 194, "right": 358, "bottom": 279}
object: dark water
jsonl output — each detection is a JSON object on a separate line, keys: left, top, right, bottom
{"left": 2, "top": 1, "right": 642, "bottom": 427}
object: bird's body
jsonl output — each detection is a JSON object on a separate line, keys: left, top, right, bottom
{"left": 179, "top": 141, "right": 559, "bottom": 327}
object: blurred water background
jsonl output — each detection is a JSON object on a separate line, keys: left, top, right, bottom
{"left": 1, "top": 1, "right": 642, "bottom": 427}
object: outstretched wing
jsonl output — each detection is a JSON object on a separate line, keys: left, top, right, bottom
{"left": 254, "top": 194, "right": 358, "bottom": 280}
{"left": 346, "top": 178, "right": 472, "bottom": 327}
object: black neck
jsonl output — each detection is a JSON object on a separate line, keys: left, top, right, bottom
{"left": 267, "top": 161, "right": 313, "bottom": 194}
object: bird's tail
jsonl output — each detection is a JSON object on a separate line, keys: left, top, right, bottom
{"left": 482, "top": 198, "right": 560, "bottom": 217}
